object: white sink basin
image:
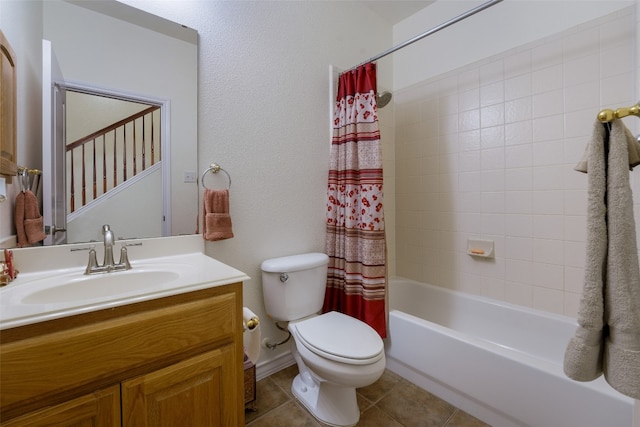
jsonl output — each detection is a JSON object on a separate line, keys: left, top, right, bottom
{"left": 20, "top": 266, "right": 184, "bottom": 304}
{"left": 0, "top": 239, "right": 251, "bottom": 330}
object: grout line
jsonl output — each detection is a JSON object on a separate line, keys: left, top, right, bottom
{"left": 442, "top": 409, "right": 459, "bottom": 427}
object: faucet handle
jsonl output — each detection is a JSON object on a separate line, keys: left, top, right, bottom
{"left": 119, "top": 246, "right": 131, "bottom": 270}
{"left": 85, "top": 246, "right": 98, "bottom": 275}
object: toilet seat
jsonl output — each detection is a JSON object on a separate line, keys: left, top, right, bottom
{"left": 290, "top": 311, "right": 384, "bottom": 365}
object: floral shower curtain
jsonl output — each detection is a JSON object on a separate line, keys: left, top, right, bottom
{"left": 323, "top": 63, "right": 387, "bottom": 338}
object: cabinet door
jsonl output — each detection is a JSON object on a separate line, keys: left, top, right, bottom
{"left": 122, "top": 345, "right": 240, "bottom": 427}
{"left": 0, "top": 386, "right": 120, "bottom": 427}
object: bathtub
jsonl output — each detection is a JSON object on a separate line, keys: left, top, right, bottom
{"left": 385, "top": 277, "right": 633, "bottom": 427}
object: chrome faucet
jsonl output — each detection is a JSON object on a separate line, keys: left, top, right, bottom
{"left": 85, "top": 224, "right": 131, "bottom": 275}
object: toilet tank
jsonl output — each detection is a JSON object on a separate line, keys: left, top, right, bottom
{"left": 261, "top": 253, "right": 329, "bottom": 322}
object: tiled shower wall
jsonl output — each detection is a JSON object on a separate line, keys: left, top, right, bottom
{"left": 393, "top": 7, "right": 638, "bottom": 317}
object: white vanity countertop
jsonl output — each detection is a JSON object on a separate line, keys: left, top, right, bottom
{"left": 0, "top": 235, "right": 250, "bottom": 330}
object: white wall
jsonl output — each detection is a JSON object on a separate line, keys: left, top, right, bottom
{"left": 393, "top": 4, "right": 638, "bottom": 317}
{"left": 121, "top": 0, "right": 394, "bottom": 371}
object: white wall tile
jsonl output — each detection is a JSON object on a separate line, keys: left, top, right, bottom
{"left": 564, "top": 80, "right": 600, "bottom": 112}
{"left": 459, "top": 150, "right": 481, "bottom": 172}
{"left": 439, "top": 93, "right": 459, "bottom": 116}
{"left": 533, "top": 214, "right": 564, "bottom": 239}
{"left": 533, "top": 64, "right": 563, "bottom": 94}
{"left": 600, "top": 43, "right": 634, "bottom": 79}
{"left": 601, "top": 71, "right": 634, "bottom": 106}
{"left": 394, "top": 7, "right": 636, "bottom": 320}
{"left": 505, "top": 281, "right": 533, "bottom": 307}
{"left": 504, "top": 49, "right": 532, "bottom": 79}
{"left": 533, "top": 190, "right": 564, "bottom": 214}
{"left": 533, "top": 262, "right": 564, "bottom": 290}
{"left": 533, "top": 286, "right": 564, "bottom": 314}
{"left": 481, "top": 81, "right": 505, "bottom": 107}
{"left": 458, "top": 68, "right": 480, "bottom": 92}
{"left": 459, "top": 171, "right": 482, "bottom": 192}
{"left": 563, "top": 26, "right": 600, "bottom": 61}
{"left": 481, "top": 125, "right": 505, "bottom": 149}
{"left": 481, "top": 147, "right": 505, "bottom": 170}
{"left": 481, "top": 104, "right": 505, "bottom": 128}
{"left": 532, "top": 42, "right": 563, "bottom": 71}
{"left": 505, "top": 168, "right": 533, "bottom": 191}
{"left": 533, "top": 89, "right": 564, "bottom": 118}
{"left": 482, "top": 169, "right": 505, "bottom": 192}
{"left": 482, "top": 193, "right": 505, "bottom": 214}
{"left": 505, "top": 120, "right": 533, "bottom": 146}
{"left": 563, "top": 54, "right": 599, "bottom": 87}
{"left": 533, "top": 140, "right": 563, "bottom": 166}
{"left": 479, "top": 60, "right": 504, "bottom": 85}
{"left": 506, "top": 236, "right": 533, "bottom": 261}
{"left": 506, "top": 214, "right": 533, "bottom": 238}
{"left": 459, "top": 129, "right": 481, "bottom": 152}
{"left": 506, "top": 191, "right": 533, "bottom": 214}
{"left": 459, "top": 108, "right": 480, "bottom": 132}
{"left": 506, "top": 258, "right": 534, "bottom": 284}
{"left": 600, "top": 14, "right": 635, "bottom": 48}
{"left": 533, "top": 115, "right": 564, "bottom": 142}
{"left": 505, "top": 97, "right": 532, "bottom": 123}
{"left": 505, "top": 73, "right": 532, "bottom": 101}
{"left": 563, "top": 189, "right": 587, "bottom": 215}
{"left": 533, "top": 165, "right": 564, "bottom": 190}
{"left": 564, "top": 215, "right": 586, "bottom": 242}
{"left": 506, "top": 144, "right": 533, "bottom": 168}
{"left": 459, "top": 88, "right": 480, "bottom": 112}
{"left": 564, "top": 241, "right": 586, "bottom": 268}
{"left": 564, "top": 266, "right": 585, "bottom": 293}
{"left": 533, "top": 238, "right": 564, "bottom": 265}
{"left": 482, "top": 213, "right": 505, "bottom": 234}
{"left": 439, "top": 114, "right": 459, "bottom": 135}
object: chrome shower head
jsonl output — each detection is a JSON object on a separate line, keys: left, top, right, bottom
{"left": 376, "top": 91, "right": 392, "bottom": 108}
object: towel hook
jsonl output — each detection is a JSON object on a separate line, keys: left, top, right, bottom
{"left": 200, "top": 163, "right": 231, "bottom": 190}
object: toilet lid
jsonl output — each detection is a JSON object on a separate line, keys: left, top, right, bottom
{"left": 292, "top": 311, "right": 383, "bottom": 364}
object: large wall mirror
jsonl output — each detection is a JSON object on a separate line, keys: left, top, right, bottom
{"left": 39, "top": 0, "right": 198, "bottom": 245}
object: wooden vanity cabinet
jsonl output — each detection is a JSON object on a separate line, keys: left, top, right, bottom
{"left": 0, "top": 283, "right": 244, "bottom": 426}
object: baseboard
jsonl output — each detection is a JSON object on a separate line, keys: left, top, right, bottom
{"left": 256, "top": 351, "right": 295, "bottom": 381}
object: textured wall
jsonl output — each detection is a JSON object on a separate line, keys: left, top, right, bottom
{"left": 121, "top": 0, "right": 394, "bottom": 370}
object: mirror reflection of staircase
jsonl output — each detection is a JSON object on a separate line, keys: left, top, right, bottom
{"left": 66, "top": 94, "right": 161, "bottom": 217}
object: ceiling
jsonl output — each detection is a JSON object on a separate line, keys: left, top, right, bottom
{"left": 364, "top": 0, "right": 435, "bottom": 25}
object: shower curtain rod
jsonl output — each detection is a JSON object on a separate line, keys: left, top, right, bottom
{"left": 342, "top": 0, "right": 503, "bottom": 74}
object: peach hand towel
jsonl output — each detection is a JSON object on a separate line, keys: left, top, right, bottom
{"left": 15, "top": 190, "right": 47, "bottom": 247}
{"left": 202, "top": 189, "right": 234, "bottom": 241}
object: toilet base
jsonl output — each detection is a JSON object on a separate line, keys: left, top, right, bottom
{"left": 291, "top": 373, "right": 360, "bottom": 427}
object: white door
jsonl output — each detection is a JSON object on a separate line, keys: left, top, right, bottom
{"left": 42, "top": 39, "right": 67, "bottom": 245}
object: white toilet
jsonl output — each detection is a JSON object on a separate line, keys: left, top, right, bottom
{"left": 261, "top": 252, "right": 385, "bottom": 427}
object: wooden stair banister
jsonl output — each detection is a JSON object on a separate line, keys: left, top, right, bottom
{"left": 67, "top": 105, "right": 161, "bottom": 213}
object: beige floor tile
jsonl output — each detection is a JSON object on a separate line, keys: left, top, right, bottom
{"left": 246, "top": 368, "right": 491, "bottom": 427}
{"left": 268, "top": 364, "right": 299, "bottom": 398}
{"left": 357, "top": 405, "right": 405, "bottom": 426}
{"left": 245, "top": 377, "right": 291, "bottom": 424}
{"left": 375, "top": 381, "right": 456, "bottom": 427}
{"left": 357, "top": 369, "right": 403, "bottom": 403}
{"left": 444, "top": 410, "right": 491, "bottom": 427}
{"left": 246, "top": 401, "right": 322, "bottom": 427}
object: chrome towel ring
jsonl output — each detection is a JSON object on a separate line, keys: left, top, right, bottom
{"left": 200, "top": 163, "right": 231, "bottom": 190}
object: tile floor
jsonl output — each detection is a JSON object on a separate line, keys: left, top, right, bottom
{"left": 245, "top": 365, "right": 490, "bottom": 427}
